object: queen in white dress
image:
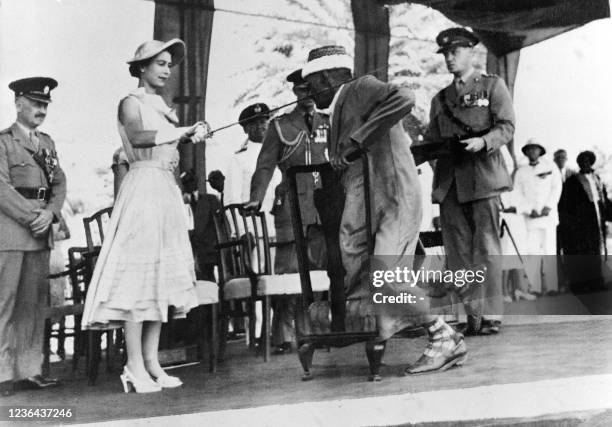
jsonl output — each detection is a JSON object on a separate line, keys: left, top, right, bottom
{"left": 82, "top": 38, "right": 206, "bottom": 393}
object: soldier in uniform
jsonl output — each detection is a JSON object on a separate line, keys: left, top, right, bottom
{"left": 227, "top": 103, "right": 278, "bottom": 206}
{"left": 245, "top": 69, "right": 330, "bottom": 354}
{"left": 425, "top": 28, "right": 515, "bottom": 335}
{"left": 0, "top": 77, "right": 66, "bottom": 396}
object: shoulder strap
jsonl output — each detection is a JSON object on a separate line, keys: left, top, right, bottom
{"left": 31, "top": 150, "right": 53, "bottom": 185}
{"left": 439, "top": 89, "right": 476, "bottom": 134}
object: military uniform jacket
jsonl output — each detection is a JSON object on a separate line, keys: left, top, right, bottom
{"left": 250, "top": 107, "right": 329, "bottom": 242}
{"left": 426, "top": 70, "right": 515, "bottom": 204}
{"left": 0, "top": 123, "right": 66, "bottom": 251}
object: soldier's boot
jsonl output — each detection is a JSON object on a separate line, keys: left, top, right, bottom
{"left": 456, "top": 264, "right": 486, "bottom": 335}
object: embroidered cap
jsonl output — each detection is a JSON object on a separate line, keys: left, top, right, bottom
{"left": 9, "top": 77, "right": 58, "bottom": 104}
{"left": 302, "top": 45, "right": 352, "bottom": 78}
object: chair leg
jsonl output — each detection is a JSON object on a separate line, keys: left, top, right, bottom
{"left": 72, "top": 316, "right": 82, "bottom": 372}
{"left": 262, "top": 296, "right": 271, "bottom": 362}
{"left": 114, "top": 328, "right": 124, "bottom": 366}
{"left": 298, "top": 342, "right": 315, "bottom": 381}
{"left": 248, "top": 300, "right": 256, "bottom": 352}
{"left": 365, "top": 340, "right": 386, "bottom": 382}
{"left": 218, "top": 303, "right": 228, "bottom": 363}
{"left": 43, "top": 319, "right": 52, "bottom": 377}
{"left": 209, "top": 304, "right": 218, "bottom": 373}
{"left": 87, "top": 331, "right": 102, "bottom": 385}
{"left": 58, "top": 319, "right": 66, "bottom": 360}
{"left": 192, "top": 306, "right": 205, "bottom": 361}
{"left": 77, "top": 315, "right": 87, "bottom": 357}
{"left": 106, "top": 331, "right": 113, "bottom": 372}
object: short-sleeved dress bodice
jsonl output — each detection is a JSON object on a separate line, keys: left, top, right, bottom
{"left": 82, "top": 88, "right": 197, "bottom": 328}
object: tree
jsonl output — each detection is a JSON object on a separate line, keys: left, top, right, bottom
{"left": 229, "top": 0, "right": 486, "bottom": 127}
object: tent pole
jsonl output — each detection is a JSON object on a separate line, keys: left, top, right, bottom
{"left": 154, "top": 0, "right": 215, "bottom": 194}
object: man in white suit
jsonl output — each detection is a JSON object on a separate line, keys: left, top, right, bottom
{"left": 514, "top": 139, "right": 562, "bottom": 294}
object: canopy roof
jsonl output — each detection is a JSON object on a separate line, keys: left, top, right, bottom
{"left": 381, "top": 0, "right": 610, "bottom": 55}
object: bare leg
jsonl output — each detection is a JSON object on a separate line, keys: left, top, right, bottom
{"left": 142, "top": 321, "right": 165, "bottom": 379}
{"left": 124, "top": 321, "right": 154, "bottom": 382}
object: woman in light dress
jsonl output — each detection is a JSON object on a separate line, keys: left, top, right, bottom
{"left": 82, "top": 39, "right": 207, "bottom": 393}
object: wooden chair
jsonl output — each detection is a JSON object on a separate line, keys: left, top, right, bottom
{"left": 83, "top": 206, "right": 219, "bottom": 375}
{"left": 288, "top": 159, "right": 408, "bottom": 381}
{"left": 287, "top": 162, "right": 384, "bottom": 380}
{"left": 213, "top": 205, "right": 253, "bottom": 361}
{"left": 44, "top": 247, "right": 91, "bottom": 376}
{"left": 192, "top": 280, "right": 219, "bottom": 373}
{"left": 214, "top": 204, "right": 329, "bottom": 362}
{"left": 83, "top": 207, "right": 113, "bottom": 249}
{"left": 288, "top": 161, "right": 453, "bottom": 381}
{"left": 82, "top": 207, "right": 119, "bottom": 384}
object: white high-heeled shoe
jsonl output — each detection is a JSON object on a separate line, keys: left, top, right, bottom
{"left": 120, "top": 367, "right": 162, "bottom": 394}
{"left": 154, "top": 373, "right": 183, "bottom": 388}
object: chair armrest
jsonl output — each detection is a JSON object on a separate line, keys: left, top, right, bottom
{"left": 214, "top": 240, "right": 243, "bottom": 250}
{"left": 269, "top": 240, "right": 295, "bottom": 248}
{"left": 45, "top": 303, "right": 84, "bottom": 319}
{"left": 82, "top": 248, "right": 101, "bottom": 259}
{"left": 47, "top": 259, "right": 88, "bottom": 279}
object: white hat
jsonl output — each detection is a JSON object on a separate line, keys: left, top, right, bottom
{"left": 521, "top": 138, "right": 546, "bottom": 156}
{"left": 127, "top": 38, "right": 186, "bottom": 66}
{"left": 302, "top": 45, "right": 352, "bottom": 78}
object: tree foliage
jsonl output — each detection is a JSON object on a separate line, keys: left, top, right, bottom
{"left": 231, "top": 0, "right": 487, "bottom": 128}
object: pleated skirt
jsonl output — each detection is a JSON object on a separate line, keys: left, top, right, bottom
{"left": 82, "top": 161, "right": 197, "bottom": 329}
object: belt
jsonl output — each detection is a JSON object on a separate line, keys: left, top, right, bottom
{"left": 15, "top": 187, "right": 51, "bottom": 202}
{"left": 131, "top": 160, "right": 176, "bottom": 171}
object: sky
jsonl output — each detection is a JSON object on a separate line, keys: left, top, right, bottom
{"left": 513, "top": 17, "right": 612, "bottom": 166}
{"left": 1, "top": 0, "right": 611, "bottom": 200}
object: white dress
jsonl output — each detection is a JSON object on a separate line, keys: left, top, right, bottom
{"left": 82, "top": 88, "right": 197, "bottom": 329}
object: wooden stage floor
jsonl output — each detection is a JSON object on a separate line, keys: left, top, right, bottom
{"left": 4, "top": 311, "right": 612, "bottom": 426}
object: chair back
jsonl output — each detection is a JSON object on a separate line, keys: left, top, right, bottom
{"left": 238, "top": 208, "right": 272, "bottom": 277}
{"left": 219, "top": 204, "right": 272, "bottom": 274}
{"left": 213, "top": 204, "right": 248, "bottom": 285}
{"left": 67, "top": 246, "right": 94, "bottom": 302}
{"left": 83, "top": 207, "right": 113, "bottom": 252}
{"left": 287, "top": 163, "right": 342, "bottom": 305}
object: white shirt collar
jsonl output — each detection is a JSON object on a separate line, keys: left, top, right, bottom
{"left": 454, "top": 68, "right": 475, "bottom": 85}
{"left": 16, "top": 120, "right": 37, "bottom": 137}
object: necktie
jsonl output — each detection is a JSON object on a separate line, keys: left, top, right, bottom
{"left": 305, "top": 112, "right": 314, "bottom": 134}
{"left": 30, "top": 131, "right": 40, "bottom": 152}
{"left": 454, "top": 78, "right": 464, "bottom": 93}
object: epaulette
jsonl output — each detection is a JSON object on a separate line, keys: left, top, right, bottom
{"left": 271, "top": 112, "right": 289, "bottom": 123}
{"left": 38, "top": 130, "right": 50, "bottom": 137}
{"left": 480, "top": 72, "right": 499, "bottom": 79}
